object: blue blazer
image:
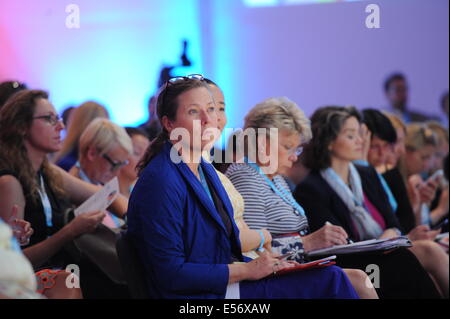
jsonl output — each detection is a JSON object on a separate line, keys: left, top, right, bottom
{"left": 126, "top": 142, "right": 244, "bottom": 299}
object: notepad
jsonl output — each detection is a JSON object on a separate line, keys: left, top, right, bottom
{"left": 306, "top": 236, "right": 412, "bottom": 257}
{"left": 273, "top": 255, "right": 337, "bottom": 276}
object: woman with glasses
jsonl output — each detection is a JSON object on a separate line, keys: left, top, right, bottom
{"left": 295, "top": 105, "right": 445, "bottom": 298}
{"left": 207, "top": 87, "right": 376, "bottom": 298}
{"left": 0, "top": 90, "right": 128, "bottom": 298}
{"left": 69, "top": 118, "right": 132, "bottom": 228}
{"left": 126, "top": 75, "right": 359, "bottom": 299}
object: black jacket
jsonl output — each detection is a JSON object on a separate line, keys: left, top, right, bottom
{"left": 294, "top": 165, "right": 402, "bottom": 241}
{"left": 382, "top": 167, "right": 416, "bottom": 233}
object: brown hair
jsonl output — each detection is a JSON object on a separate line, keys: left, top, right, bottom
{"left": 137, "top": 77, "right": 217, "bottom": 174}
{"left": 302, "top": 105, "right": 362, "bottom": 171}
{"left": 0, "top": 90, "right": 65, "bottom": 202}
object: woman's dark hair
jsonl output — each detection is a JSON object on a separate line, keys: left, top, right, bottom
{"left": 302, "top": 105, "right": 362, "bottom": 171}
{"left": 384, "top": 73, "right": 406, "bottom": 92}
{"left": 0, "top": 81, "right": 27, "bottom": 110}
{"left": 362, "top": 108, "right": 397, "bottom": 144}
{"left": 137, "top": 76, "right": 218, "bottom": 174}
{"left": 125, "top": 126, "right": 149, "bottom": 139}
{"left": 0, "top": 89, "right": 65, "bottom": 202}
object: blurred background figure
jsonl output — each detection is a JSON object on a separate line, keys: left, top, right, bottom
{"left": 440, "top": 92, "right": 449, "bottom": 128}
{"left": 138, "top": 40, "right": 192, "bottom": 141}
{"left": 384, "top": 73, "right": 439, "bottom": 123}
{"left": 137, "top": 95, "right": 160, "bottom": 141}
{"left": 0, "top": 81, "right": 27, "bottom": 111}
{"left": 118, "top": 127, "right": 150, "bottom": 198}
{"left": 60, "top": 105, "right": 76, "bottom": 139}
{"left": 52, "top": 101, "right": 110, "bottom": 171}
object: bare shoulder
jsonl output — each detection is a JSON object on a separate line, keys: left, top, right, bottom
{"left": 0, "top": 174, "right": 26, "bottom": 220}
{"left": 0, "top": 174, "right": 24, "bottom": 194}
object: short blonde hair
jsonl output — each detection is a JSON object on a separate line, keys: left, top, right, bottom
{"left": 244, "top": 97, "right": 312, "bottom": 143}
{"left": 426, "top": 121, "right": 449, "bottom": 145}
{"left": 79, "top": 118, "right": 132, "bottom": 158}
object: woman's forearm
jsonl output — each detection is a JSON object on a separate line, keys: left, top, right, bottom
{"left": 22, "top": 225, "right": 74, "bottom": 268}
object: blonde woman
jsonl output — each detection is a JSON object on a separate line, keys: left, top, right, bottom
{"left": 69, "top": 118, "right": 132, "bottom": 228}
{"left": 53, "top": 101, "right": 109, "bottom": 171}
{"left": 224, "top": 97, "right": 377, "bottom": 298}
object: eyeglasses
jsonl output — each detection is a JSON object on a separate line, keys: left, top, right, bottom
{"left": 32, "top": 114, "right": 62, "bottom": 126}
{"left": 102, "top": 153, "right": 129, "bottom": 172}
{"left": 167, "top": 74, "right": 205, "bottom": 85}
{"left": 287, "top": 146, "right": 304, "bottom": 157}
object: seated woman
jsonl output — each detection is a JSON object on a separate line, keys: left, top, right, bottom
{"left": 0, "top": 90, "right": 128, "bottom": 298}
{"left": 118, "top": 127, "right": 150, "bottom": 198}
{"left": 52, "top": 101, "right": 110, "bottom": 171}
{"left": 361, "top": 110, "right": 448, "bottom": 297}
{"left": 206, "top": 86, "right": 376, "bottom": 298}
{"left": 68, "top": 118, "right": 132, "bottom": 228}
{"left": 295, "top": 105, "right": 445, "bottom": 298}
{"left": 126, "top": 75, "right": 359, "bottom": 299}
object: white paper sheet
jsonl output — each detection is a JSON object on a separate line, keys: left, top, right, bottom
{"left": 74, "top": 177, "right": 119, "bottom": 216}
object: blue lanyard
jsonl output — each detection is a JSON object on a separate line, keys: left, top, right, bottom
{"left": 198, "top": 165, "right": 214, "bottom": 203}
{"left": 37, "top": 174, "right": 53, "bottom": 228}
{"left": 244, "top": 158, "right": 305, "bottom": 216}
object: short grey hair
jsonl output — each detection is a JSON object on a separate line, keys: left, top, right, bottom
{"left": 244, "top": 97, "right": 312, "bottom": 143}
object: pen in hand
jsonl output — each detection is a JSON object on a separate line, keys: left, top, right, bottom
{"left": 276, "top": 250, "right": 295, "bottom": 260}
{"left": 325, "top": 221, "right": 354, "bottom": 244}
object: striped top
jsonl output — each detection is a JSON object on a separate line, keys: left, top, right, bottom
{"left": 226, "top": 163, "right": 309, "bottom": 236}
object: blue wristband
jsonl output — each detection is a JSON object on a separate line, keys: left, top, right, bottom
{"left": 256, "top": 230, "right": 265, "bottom": 252}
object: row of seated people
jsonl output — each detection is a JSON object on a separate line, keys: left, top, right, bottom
{"left": 0, "top": 76, "right": 448, "bottom": 299}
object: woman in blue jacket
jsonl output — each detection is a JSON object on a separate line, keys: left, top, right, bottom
{"left": 126, "top": 75, "right": 358, "bottom": 299}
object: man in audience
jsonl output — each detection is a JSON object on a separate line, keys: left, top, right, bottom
{"left": 384, "top": 73, "right": 439, "bottom": 123}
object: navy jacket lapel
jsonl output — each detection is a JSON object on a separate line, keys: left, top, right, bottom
{"left": 173, "top": 158, "right": 228, "bottom": 235}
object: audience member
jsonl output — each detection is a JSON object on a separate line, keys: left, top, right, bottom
{"left": 52, "top": 101, "right": 110, "bottom": 171}
{"left": 138, "top": 95, "right": 161, "bottom": 141}
{"left": 223, "top": 97, "right": 377, "bottom": 298}
{"left": 126, "top": 75, "right": 359, "bottom": 299}
{"left": 69, "top": 118, "right": 132, "bottom": 228}
{"left": 296, "top": 106, "right": 447, "bottom": 298}
{"left": 118, "top": 127, "right": 150, "bottom": 198}
{"left": 384, "top": 73, "right": 438, "bottom": 123}
{"left": 0, "top": 90, "right": 127, "bottom": 298}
